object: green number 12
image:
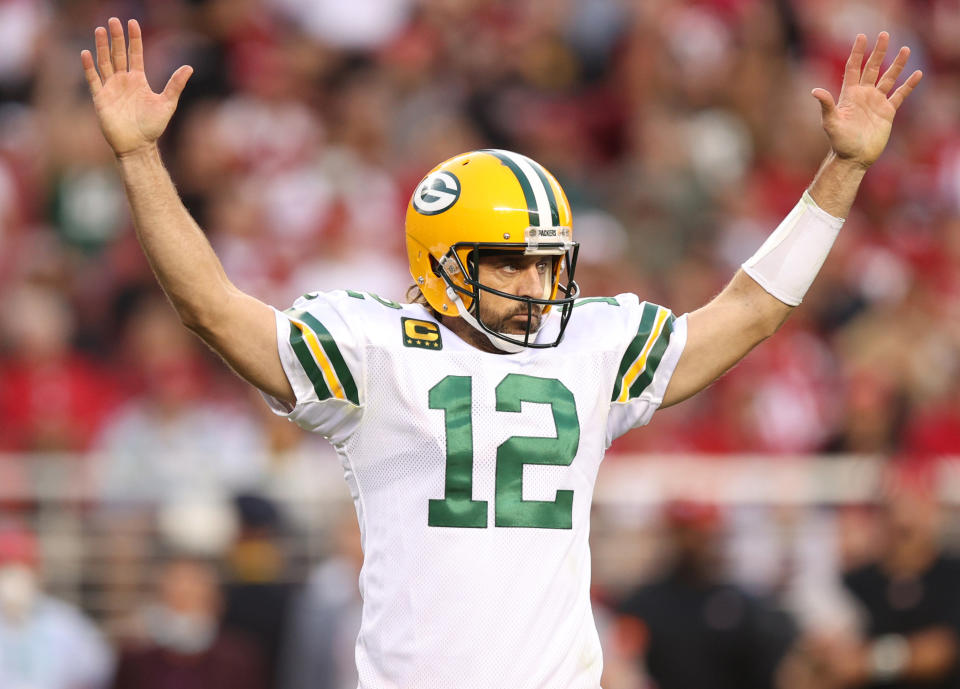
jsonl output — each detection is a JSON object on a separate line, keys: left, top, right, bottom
{"left": 428, "top": 373, "right": 580, "bottom": 530}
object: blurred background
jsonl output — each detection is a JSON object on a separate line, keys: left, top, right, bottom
{"left": 1, "top": 0, "right": 960, "bottom": 687}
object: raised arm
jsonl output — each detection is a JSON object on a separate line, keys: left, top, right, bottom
{"left": 82, "top": 18, "right": 294, "bottom": 405}
{"left": 662, "top": 32, "right": 922, "bottom": 407}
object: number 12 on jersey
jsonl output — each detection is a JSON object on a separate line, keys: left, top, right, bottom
{"left": 428, "top": 374, "right": 580, "bottom": 530}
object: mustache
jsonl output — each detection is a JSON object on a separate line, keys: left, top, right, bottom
{"left": 506, "top": 304, "right": 543, "bottom": 319}
{"left": 491, "top": 304, "right": 544, "bottom": 332}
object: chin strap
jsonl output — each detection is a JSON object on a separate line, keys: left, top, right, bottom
{"left": 447, "top": 287, "right": 529, "bottom": 354}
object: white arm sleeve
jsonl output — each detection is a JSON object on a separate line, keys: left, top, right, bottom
{"left": 741, "top": 191, "right": 845, "bottom": 306}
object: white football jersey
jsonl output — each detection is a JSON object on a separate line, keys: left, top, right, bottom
{"left": 263, "top": 290, "right": 688, "bottom": 689}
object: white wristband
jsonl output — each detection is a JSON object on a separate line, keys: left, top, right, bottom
{"left": 741, "top": 191, "right": 844, "bottom": 306}
{"left": 869, "top": 634, "right": 910, "bottom": 682}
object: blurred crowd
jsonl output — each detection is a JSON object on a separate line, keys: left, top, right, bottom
{"left": 0, "top": 491, "right": 366, "bottom": 689}
{"left": 4, "top": 460, "right": 960, "bottom": 689}
{"left": 599, "top": 461, "right": 960, "bottom": 689}
{"left": 1, "top": 0, "right": 960, "bottom": 462}
{"left": 2, "top": 0, "right": 960, "bottom": 687}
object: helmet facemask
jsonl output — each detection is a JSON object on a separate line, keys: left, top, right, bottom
{"left": 436, "top": 241, "right": 580, "bottom": 352}
{"left": 405, "top": 149, "right": 580, "bottom": 350}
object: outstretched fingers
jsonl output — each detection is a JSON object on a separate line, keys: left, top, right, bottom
{"left": 876, "top": 46, "right": 910, "bottom": 94}
{"left": 108, "top": 17, "right": 127, "bottom": 73}
{"left": 162, "top": 65, "right": 194, "bottom": 104}
{"left": 94, "top": 26, "right": 113, "bottom": 79}
{"left": 889, "top": 69, "right": 923, "bottom": 110}
{"left": 860, "top": 32, "right": 889, "bottom": 86}
{"left": 811, "top": 87, "right": 836, "bottom": 119}
{"left": 80, "top": 50, "right": 102, "bottom": 96}
{"left": 842, "top": 34, "right": 867, "bottom": 91}
{"left": 128, "top": 19, "right": 144, "bottom": 72}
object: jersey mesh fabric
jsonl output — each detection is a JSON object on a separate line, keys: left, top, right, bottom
{"left": 348, "top": 347, "right": 609, "bottom": 688}
{"left": 265, "top": 291, "right": 687, "bottom": 689}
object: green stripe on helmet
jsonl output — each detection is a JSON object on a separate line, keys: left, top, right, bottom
{"left": 482, "top": 149, "right": 540, "bottom": 227}
{"left": 524, "top": 155, "right": 561, "bottom": 226}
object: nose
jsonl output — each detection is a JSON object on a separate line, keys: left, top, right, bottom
{"left": 516, "top": 263, "right": 545, "bottom": 299}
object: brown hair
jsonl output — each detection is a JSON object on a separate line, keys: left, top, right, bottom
{"left": 406, "top": 284, "right": 427, "bottom": 305}
{"left": 406, "top": 284, "right": 443, "bottom": 320}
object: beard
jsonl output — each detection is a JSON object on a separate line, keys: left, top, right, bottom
{"left": 483, "top": 303, "right": 544, "bottom": 334}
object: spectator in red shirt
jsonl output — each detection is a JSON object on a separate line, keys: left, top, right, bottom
{"left": 0, "top": 285, "right": 119, "bottom": 452}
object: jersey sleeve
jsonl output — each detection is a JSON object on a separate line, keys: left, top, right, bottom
{"left": 605, "top": 294, "right": 688, "bottom": 444}
{"left": 260, "top": 291, "right": 365, "bottom": 443}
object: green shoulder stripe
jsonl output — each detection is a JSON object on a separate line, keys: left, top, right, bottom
{"left": 289, "top": 321, "right": 333, "bottom": 402}
{"left": 626, "top": 315, "right": 675, "bottom": 400}
{"left": 299, "top": 312, "right": 360, "bottom": 405}
{"left": 611, "top": 303, "right": 660, "bottom": 402}
{"left": 367, "top": 292, "right": 402, "bottom": 310}
{"left": 573, "top": 297, "right": 620, "bottom": 309}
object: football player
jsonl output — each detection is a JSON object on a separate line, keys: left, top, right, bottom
{"left": 82, "top": 19, "right": 921, "bottom": 689}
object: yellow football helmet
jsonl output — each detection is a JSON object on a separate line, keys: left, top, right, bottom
{"left": 405, "top": 149, "right": 580, "bottom": 349}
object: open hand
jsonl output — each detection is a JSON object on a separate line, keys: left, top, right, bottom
{"left": 812, "top": 32, "right": 922, "bottom": 169}
{"left": 81, "top": 18, "right": 193, "bottom": 157}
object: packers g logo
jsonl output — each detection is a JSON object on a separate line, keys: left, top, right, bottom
{"left": 412, "top": 171, "right": 461, "bottom": 216}
{"left": 402, "top": 318, "right": 443, "bottom": 350}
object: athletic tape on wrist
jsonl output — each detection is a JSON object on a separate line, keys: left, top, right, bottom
{"left": 741, "top": 191, "right": 844, "bottom": 306}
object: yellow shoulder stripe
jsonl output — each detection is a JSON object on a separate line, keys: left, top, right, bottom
{"left": 617, "top": 308, "right": 669, "bottom": 403}
{"left": 291, "top": 319, "right": 347, "bottom": 402}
